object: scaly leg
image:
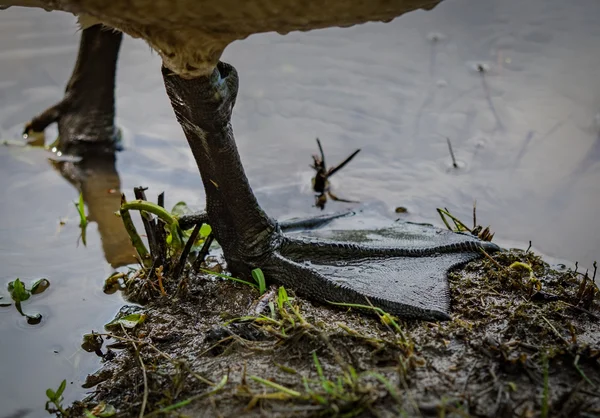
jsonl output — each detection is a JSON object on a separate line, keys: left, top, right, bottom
{"left": 162, "top": 62, "right": 500, "bottom": 321}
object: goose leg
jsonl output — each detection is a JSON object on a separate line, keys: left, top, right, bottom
{"left": 162, "top": 61, "right": 500, "bottom": 321}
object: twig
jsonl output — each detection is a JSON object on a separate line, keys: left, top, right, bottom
{"left": 134, "top": 187, "right": 158, "bottom": 261}
{"left": 196, "top": 335, "right": 235, "bottom": 357}
{"left": 580, "top": 389, "right": 600, "bottom": 398}
{"left": 327, "top": 148, "right": 361, "bottom": 177}
{"left": 541, "top": 316, "right": 569, "bottom": 346}
{"left": 193, "top": 233, "right": 214, "bottom": 272}
{"left": 316, "top": 138, "right": 326, "bottom": 168}
{"left": 558, "top": 301, "right": 600, "bottom": 321}
{"left": 479, "top": 247, "right": 505, "bottom": 271}
{"left": 173, "top": 222, "right": 202, "bottom": 284}
{"left": 155, "top": 193, "right": 167, "bottom": 269}
{"left": 446, "top": 137, "right": 458, "bottom": 168}
{"left": 526, "top": 241, "right": 532, "bottom": 253}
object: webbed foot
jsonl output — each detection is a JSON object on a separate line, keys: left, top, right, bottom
{"left": 162, "top": 61, "right": 500, "bottom": 321}
{"left": 23, "top": 25, "right": 122, "bottom": 155}
{"left": 270, "top": 223, "right": 499, "bottom": 320}
{"left": 179, "top": 208, "right": 499, "bottom": 320}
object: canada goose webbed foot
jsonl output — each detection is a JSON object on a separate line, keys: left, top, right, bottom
{"left": 271, "top": 226, "right": 500, "bottom": 321}
{"left": 163, "top": 61, "right": 501, "bottom": 321}
{"left": 23, "top": 25, "right": 123, "bottom": 155}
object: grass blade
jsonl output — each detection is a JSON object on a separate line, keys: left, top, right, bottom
{"left": 250, "top": 375, "right": 301, "bottom": 397}
{"left": 251, "top": 268, "right": 266, "bottom": 295}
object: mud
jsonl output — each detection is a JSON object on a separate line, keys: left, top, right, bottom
{"left": 65, "top": 249, "right": 600, "bottom": 417}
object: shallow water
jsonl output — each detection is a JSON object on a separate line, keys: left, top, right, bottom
{"left": 1, "top": 0, "right": 599, "bottom": 416}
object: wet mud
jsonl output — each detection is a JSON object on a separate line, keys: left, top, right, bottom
{"left": 66, "top": 249, "right": 599, "bottom": 417}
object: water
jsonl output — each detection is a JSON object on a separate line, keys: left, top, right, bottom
{"left": 1, "top": 0, "right": 599, "bottom": 416}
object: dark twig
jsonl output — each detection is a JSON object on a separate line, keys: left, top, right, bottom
{"left": 310, "top": 138, "right": 361, "bottom": 210}
{"left": 134, "top": 187, "right": 159, "bottom": 259}
{"left": 593, "top": 261, "right": 597, "bottom": 284}
{"left": 327, "top": 148, "right": 361, "bottom": 177}
{"left": 157, "top": 193, "right": 165, "bottom": 210}
{"left": 155, "top": 192, "right": 168, "bottom": 270}
{"left": 316, "top": 137, "right": 326, "bottom": 168}
{"left": 480, "top": 247, "right": 505, "bottom": 271}
{"left": 193, "top": 233, "right": 215, "bottom": 272}
{"left": 561, "top": 301, "right": 600, "bottom": 321}
{"left": 173, "top": 222, "right": 202, "bottom": 285}
{"left": 526, "top": 241, "right": 532, "bottom": 253}
{"left": 446, "top": 137, "right": 458, "bottom": 168}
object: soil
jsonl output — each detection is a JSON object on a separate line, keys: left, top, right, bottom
{"left": 64, "top": 248, "right": 600, "bottom": 418}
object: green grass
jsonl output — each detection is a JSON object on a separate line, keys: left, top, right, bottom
{"left": 74, "top": 192, "right": 88, "bottom": 246}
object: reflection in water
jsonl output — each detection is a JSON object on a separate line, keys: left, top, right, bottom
{"left": 49, "top": 151, "right": 136, "bottom": 268}
{"left": 476, "top": 64, "right": 504, "bottom": 132}
{"left": 0, "top": 142, "right": 130, "bottom": 418}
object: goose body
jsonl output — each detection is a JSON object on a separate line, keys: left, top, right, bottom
{"left": 2, "top": 0, "right": 440, "bottom": 76}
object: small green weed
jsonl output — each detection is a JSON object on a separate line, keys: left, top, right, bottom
{"left": 104, "top": 312, "right": 146, "bottom": 329}
{"left": 248, "top": 351, "right": 393, "bottom": 416}
{"left": 74, "top": 192, "right": 88, "bottom": 246}
{"left": 3, "top": 277, "right": 50, "bottom": 324}
{"left": 115, "top": 192, "right": 218, "bottom": 298}
{"left": 251, "top": 268, "right": 267, "bottom": 295}
{"left": 437, "top": 206, "right": 495, "bottom": 241}
{"left": 327, "top": 300, "right": 409, "bottom": 345}
{"left": 45, "top": 379, "right": 68, "bottom": 417}
{"left": 83, "top": 402, "right": 116, "bottom": 417}
{"left": 199, "top": 267, "right": 267, "bottom": 295}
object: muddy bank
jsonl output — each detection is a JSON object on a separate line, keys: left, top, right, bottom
{"left": 59, "top": 247, "right": 600, "bottom": 418}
